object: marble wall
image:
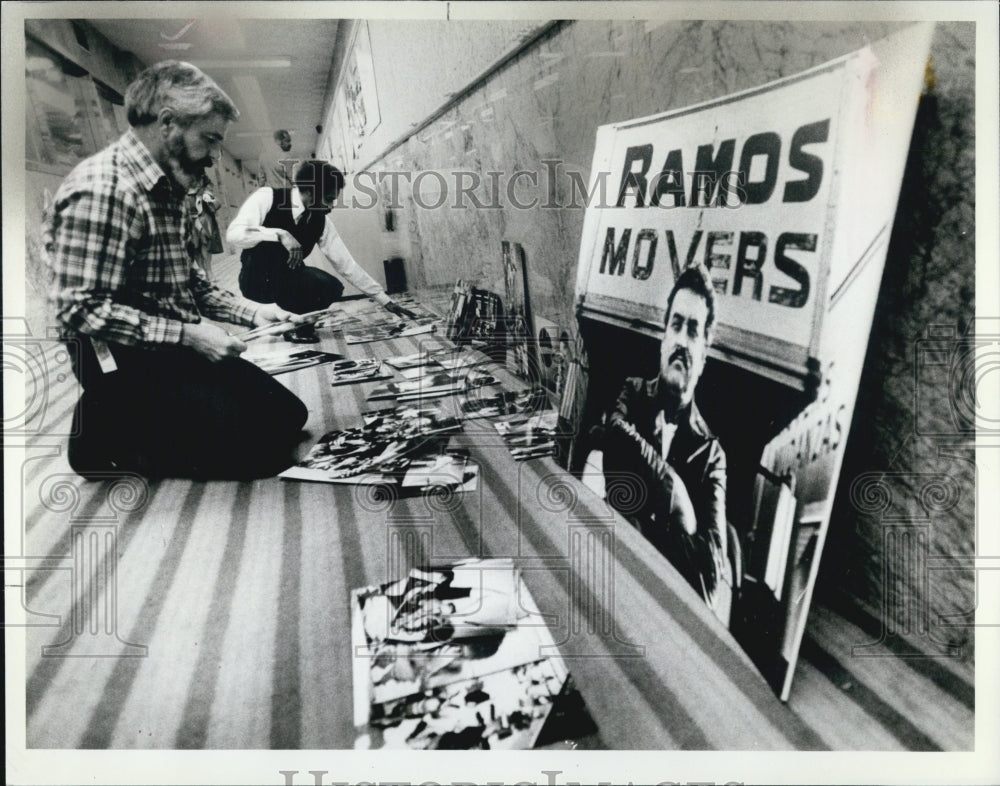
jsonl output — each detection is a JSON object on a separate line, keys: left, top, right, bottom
{"left": 823, "top": 22, "right": 976, "bottom": 672}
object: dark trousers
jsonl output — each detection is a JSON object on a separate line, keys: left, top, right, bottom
{"left": 239, "top": 254, "right": 345, "bottom": 314}
{"left": 68, "top": 338, "right": 308, "bottom": 480}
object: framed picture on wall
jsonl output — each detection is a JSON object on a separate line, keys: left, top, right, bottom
{"left": 321, "top": 91, "right": 348, "bottom": 171}
{"left": 333, "top": 85, "right": 354, "bottom": 166}
{"left": 344, "top": 20, "right": 381, "bottom": 140}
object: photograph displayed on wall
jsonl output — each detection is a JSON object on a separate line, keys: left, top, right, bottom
{"left": 337, "top": 84, "right": 357, "bottom": 166}
{"left": 323, "top": 97, "right": 348, "bottom": 171}
{"left": 344, "top": 20, "right": 381, "bottom": 141}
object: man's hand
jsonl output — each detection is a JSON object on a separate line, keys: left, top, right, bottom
{"left": 181, "top": 322, "right": 247, "bottom": 362}
{"left": 252, "top": 303, "right": 302, "bottom": 327}
{"left": 277, "top": 229, "right": 303, "bottom": 268}
{"left": 384, "top": 301, "right": 418, "bottom": 320}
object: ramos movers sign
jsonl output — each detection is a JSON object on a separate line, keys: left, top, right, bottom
{"left": 573, "top": 23, "right": 935, "bottom": 699}
{"left": 579, "top": 73, "right": 838, "bottom": 389}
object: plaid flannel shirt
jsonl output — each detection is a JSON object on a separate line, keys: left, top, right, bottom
{"left": 44, "top": 130, "right": 259, "bottom": 347}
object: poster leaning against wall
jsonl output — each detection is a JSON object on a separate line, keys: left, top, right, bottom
{"left": 571, "top": 23, "right": 935, "bottom": 700}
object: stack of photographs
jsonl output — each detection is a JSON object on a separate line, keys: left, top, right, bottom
{"left": 329, "top": 358, "right": 393, "bottom": 386}
{"left": 316, "top": 301, "right": 386, "bottom": 329}
{"left": 383, "top": 351, "right": 438, "bottom": 370}
{"left": 367, "top": 372, "right": 464, "bottom": 402}
{"left": 401, "top": 453, "right": 476, "bottom": 491}
{"left": 351, "top": 558, "right": 587, "bottom": 749}
{"left": 317, "top": 313, "right": 366, "bottom": 333}
{"left": 397, "top": 365, "right": 442, "bottom": 380}
{"left": 367, "top": 368, "right": 497, "bottom": 403}
{"left": 494, "top": 410, "right": 559, "bottom": 461}
{"left": 243, "top": 347, "right": 343, "bottom": 376}
{"left": 460, "top": 387, "right": 550, "bottom": 418}
{"left": 311, "top": 298, "right": 441, "bottom": 341}
{"left": 279, "top": 404, "right": 471, "bottom": 487}
{"left": 344, "top": 317, "right": 440, "bottom": 344}
{"left": 358, "top": 405, "right": 462, "bottom": 436}
{"left": 388, "top": 294, "right": 441, "bottom": 321}
{"left": 239, "top": 307, "right": 332, "bottom": 342}
{"left": 432, "top": 347, "right": 489, "bottom": 372}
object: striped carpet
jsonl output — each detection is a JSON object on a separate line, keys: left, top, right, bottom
{"left": 11, "top": 249, "right": 974, "bottom": 750}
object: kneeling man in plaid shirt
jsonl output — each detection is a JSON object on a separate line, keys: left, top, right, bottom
{"left": 45, "top": 60, "right": 308, "bottom": 479}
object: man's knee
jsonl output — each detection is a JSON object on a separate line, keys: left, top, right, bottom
{"left": 302, "top": 267, "right": 344, "bottom": 306}
{"left": 217, "top": 357, "right": 307, "bottom": 431}
{"left": 276, "top": 387, "right": 308, "bottom": 432}
{"left": 327, "top": 275, "right": 345, "bottom": 300}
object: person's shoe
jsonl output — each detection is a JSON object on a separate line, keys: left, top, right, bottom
{"left": 284, "top": 324, "right": 319, "bottom": 343}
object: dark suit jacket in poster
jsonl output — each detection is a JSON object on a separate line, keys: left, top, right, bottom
{"left": 602, "top": 376, "right": 728, "bottom": 602}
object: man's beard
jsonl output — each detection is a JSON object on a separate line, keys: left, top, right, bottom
{"left": 166, "top": 135, "right": 212, "bottom": 188}
{"left": 660, "top": 347, "right": 692, "bottom": 411}
{"left": 664, "top": 347, "right": 689, "bottom": 388}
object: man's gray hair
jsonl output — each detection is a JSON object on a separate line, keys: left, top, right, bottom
{"left": 125, "top": 60, "right": 239, "bottom": 128}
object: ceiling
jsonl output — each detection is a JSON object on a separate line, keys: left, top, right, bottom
{"left": 87, "top": 18, "right": 340, "bottom": 174}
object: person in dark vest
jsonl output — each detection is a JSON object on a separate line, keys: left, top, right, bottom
{"left": 227, "top": 160, "right": 414, "bottom": 340}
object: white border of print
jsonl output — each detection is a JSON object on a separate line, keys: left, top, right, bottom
{"left": 3, "top": 2, "right": 998, "bottom": 786}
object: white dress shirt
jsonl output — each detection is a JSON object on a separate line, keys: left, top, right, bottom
{"left": 654, "top": 410, "right": 678, "bottom": 460}
{"left": 226, "top": 187, "right": 391, "bottom": 305}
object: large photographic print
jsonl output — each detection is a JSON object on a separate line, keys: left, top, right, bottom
{"left": 570, "top": 25, "right": 936, "bottom": 700}
{"left": 3, "top": 3, "right": 994, "bottom": 785}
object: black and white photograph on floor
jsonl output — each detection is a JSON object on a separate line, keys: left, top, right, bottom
{"left": 2, "top": 1, "right": 997, "bottom": 785}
